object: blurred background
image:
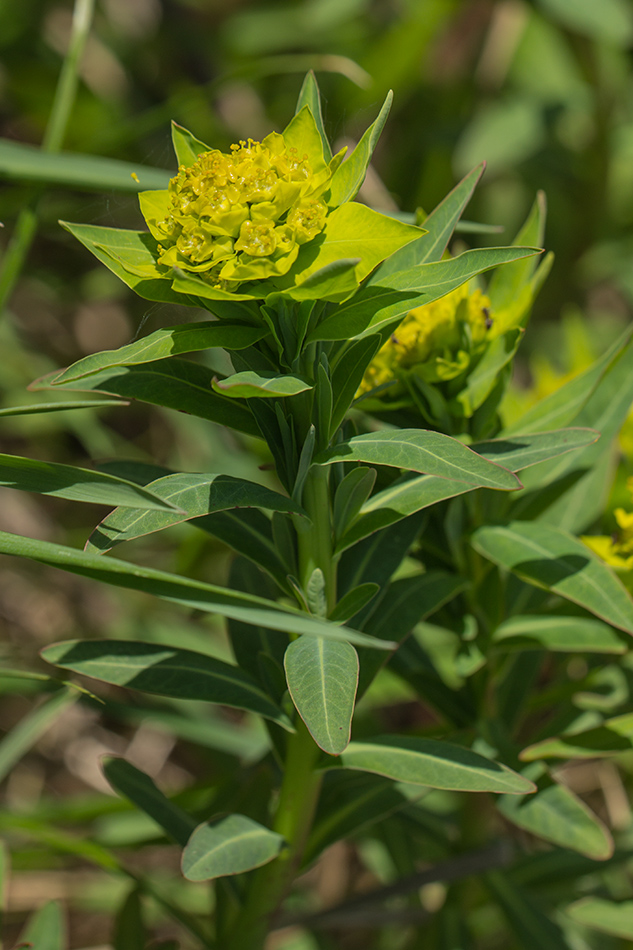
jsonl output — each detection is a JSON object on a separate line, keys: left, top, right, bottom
{"left": 2, "top": 0, "right": 633, "bottom": 946}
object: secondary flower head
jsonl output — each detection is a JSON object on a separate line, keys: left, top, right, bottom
{"left": 359, "top": 282, "right": 493, "bottom": 396}
{"left": 141, "top": 131, "right": 336, "bottom": 290}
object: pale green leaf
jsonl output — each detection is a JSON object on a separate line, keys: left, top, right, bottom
{"left": 182, "top": 814, "right": 285, "bottom": 881}
{"left": 18, "top": 900, "right": 66, "bottom": 950}
{"left": 492, "top": 615, "right": 626, "bottom": 653}
{"left": 472, "top": 428, "right": 599, "bottom": 472}
{"left": 566, "top": 898, "right": 633, "bottom": 938}
{"left": 520, "top": 711, "right": 633, "bottom": 761}
{"left": 295, "top": 71, "right": 332, "bottom": 161}
{"left": 285, "top": 638, "right": 359, "bottom": 755}
{"left": 328, "top": 92, "right": 392, "bottom": 206}
{"left": 171, "top": 121, "right": 211, "bottom": 167}
{"left": 472, "top": 521, "right": 633, "bottom": 634}
{"left": 339, "top": 736, "right": 535, "bottom": 793}
{"left": 317, "top": 428, "right": 521, "bottom": 489}
{"left": 212, "top": 371, "right": 313, "bottom": 399}
{"left": 0, "top": 531, "right": 391, "bottom": 649}
{"left": 0, "top": 689, "right": 78, "bottom": 784}
{"left": 0, "top": 399, "right": 127, "bottom": 416}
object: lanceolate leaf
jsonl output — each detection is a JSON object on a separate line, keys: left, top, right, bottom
{"left": 567, "top": 899, "right": 633, "bottom": 939}
{"left": 472, "top": 429, "right": 598, "bottom": 472}
{"left": 0, "top": 689, "right": 78, "bottom": 784}
{"left": 43, "top": 640, "right": 292, "bottom": 730}
{"left": 0, "top": 399, "right": 127, "bottom": 416}
{"left": 295, "top": 71, "right": 332, "bottom": 162}
{"left": 0, "top": 453, "right": 184, "bottom": 511}
{"left": 338, "top": 736, "right": 535, "bottom": 793}
{"left": 310, "top": 246, "right": 541, "bottom": 342}
{"left": 0, "top": 137, "right": 171, "bottom": 192}
{"left": 52, "top": 322, "right": 266, "bottom": 386}
{"left": 328, "top": 92, "right": 392, "bottom": 206}
{"left": 285, "top": 638, "right": 359, "bottom": 755}
{"left": 485, "top": 872, "right": 569, "bottom": 950}
{"left": 492, "top": 615, "right": 627, "bottom": 654}
{"left": 471, "top": 521, "right": 633, "bottom": 635}
{"left": 375, "top": 163, "right": 485, "bottom": 279}
{"left": 498, "top": 770, "right": 612, "bottom": 860}
{"left": 171, "top": 121, "right": 211, "bottom": 167}
{"left": 86, "top": 472, "right": 305, "bottom": 554}
{"left": 212, "top": 371, "right": 313, "bottom": 399}
{"left": 317, "top": 429, "right": 521, "bottom": 490}
{"left": 102, "top": 757, "right": 196, "bottom": 847}
{"left": 520, "top": 711, "right": 633, "bottom": 761}
{"left": 0, "top": 531, "right": 391, "bottom": 649}
{"left": 18, "top": 901, "right": 66, "bottom": 950}
{"left": 182, "top": 814, "right": 285, "bottom": 881}
{"left": 34, "top": 359, "right": 260, "bottom": 437}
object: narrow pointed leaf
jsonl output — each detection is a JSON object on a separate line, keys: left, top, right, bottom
{"left": 472, "top": 521, "right": 633, "bottom": 634}
{"left": 86, "top": 472, "right": 305, "bottom": 554}
{"left": 520, "top": 711, "right": 633, "bottom": 761}
{"left": 285, "top": 638, "right": 359, "bottom": 755}
{"left": 328, "top": 92, "right": 392, "bottom": 206}
{"left": 0, "top": 688, "right": 78, "bottom": 784}
{"left": 472, "top": 428, "right": 598, "bottom": 472}
{"left": 0, "top": 137, "right": 171, "bottom": 191}
{"left": 212, "top": 371, "right": 313, "bottom": 399}
{"left": 18, "top": 900, "right": 66, "bottom": 950}
{"left": 567, "top": 899, "right": 633, "bottom": 939}
{"left": 113, "top": 889, "right": 145, "bottom": 950}
{"left": 0, "top": 399, "right": 127, "bottom": 416}
{"left": 498, "top": 773, "right": 612, "bottom": 859}
{"left": 329, "top": 583, "right": 379, "bottom": 623}
{"left": 295, "top": 71, "right": 332, "bottom": 161}
{"left": 310, "top": 246, "right": 541, "bottom": 342}
{"left": 492, "top": 615, "right": 627, "bottom": 653}
{"left": 339, "top": 736, "right": 535, "bottom": 793}
{"left": 487, "top": 192, "right": 547, "bottom": 310}
{"left": 171, "top": 121, "right": 211, "bottom": 167}
{"left": 53, "top": 322, "right": 266, "bottom": 386}
{"left": 102, "top": 757, "right": 196, "bottom": 846}
{"left": 0, "top": 531, "right": 391, "bottom": 649}
{"left": 42, "top": 639, "right": 292, "bottom": 730}
{"left": 375, "top": 163, "right": 485, "bottom": 279}
{"left": 0, "top": 453, "right": 184, "bottom": 511}
{"left": 278, "top": 258, "right": 360, "bottom": 302}
{"left": 37, "top": 358, "right": 260, "bottom": 437}
{"left": 182, "top": 814, "right": 285, "bottom": 881}
{"left": 485, "top": 872, "right": 569, "bottom": 950}
{"left": 317, "top": 429, "right": 521, "bottom": 489}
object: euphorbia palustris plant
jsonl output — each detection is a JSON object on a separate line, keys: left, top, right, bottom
{"left": 1, "top": 73, "right": 626, "bottom": 950}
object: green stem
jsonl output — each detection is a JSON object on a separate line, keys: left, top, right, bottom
{"left": 297, "top": 464, "right": 336, "bottom": 610}
{"left": 0, "top": 0, "right": 95, "bottom": 312}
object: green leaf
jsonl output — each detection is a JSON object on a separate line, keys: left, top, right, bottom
{"left": 333, "top": 466, "right": 377, "bottom": 542}
{"left": 520, "top": 711, "right": 633, "bottom": 761}
{"left": 336, "top": 474, "right": 476, "bottom": 552}
{"left": 498, "top": 769, "right": 613, "bottom": 859}
{"left": 329, "top": 583, "right": 379, "bottom": 623}
{"left": 282, "top": 105, "right": 328, "bottom": 172}
{"left": 310, "top": 245, "right": 541, "bottom": 342}
{"left": 0, "top": 453, "right": 185, "bottom": 511}
{"left": 317, "top": 429, "right": 521, "bottom": 490}
{"left": 286, "top": 202, "right": 422, "bottom": 289}
{"left": 171, "top": 121, "right": 211, "bottom": 166}
{"left": 338, "top": 736, "right": 535, "bottom": 793}
{"left": 113, "top": 888, "right": 146, "bottom": 950}
{"left": 0, "top": 689, "right": 78, "bottom": 784}
{"left": 182, "top": 814, "right": 285, "bottom": 881}
{"left": 18, "top": 900, "right": 66, "bottom": 950}
{"left": 285, "top": 638, "right": 359, "bottom": 755}
{"left": 60, "top": 221, "right": 188, "bottom": 305}
{"left": 0, "top": 398, "right": 127, "bottom": 416}
{"left": 487, "top": 192, "right": 546, "bottom": 312}
{"left": 86, "top": 472, "right": 305, "bottom": 554}
{"left": 305, "top": 771, "right": 412, "bottom": 864}
{"left": 536, "top": 0, "right": 633, "bottom": 46}
{"left": 328, "top": 92, "right": 392, "bottom": 206}
{"left": 278, "top": 258, "right": 361, "bottom": 303}
{"left": 39, "top": 359, "right": 260, "bottom": 437}
{"left": 485, "top": 871, "right": 568, "bottom": 950}
{"left": 42, "top": 640, "right": 292, "bottom": 729}
{"left": 212, "top": 371, "right": 313, "bottom": 399}
{"left": 456, "top": 329, "right": 522, "bottom": 417}
{"left": 492, "top": 615, "right": 627, "bottom": 653}
{"left": 501, "top": 325, "right": 633, "bottom": 437}
{"left": 102, "top": 757, "right": 196, "bottom": 847}
{"left": 0, "top": 137, "right": 171, "bottom": 191}
{"left": 375, "top": 164, "right": 485, "bottom": 279}
{"left": 196, "top": 508, "right": 291, "bottom": 592}
{"left": 330, "top": 336, "right": 382, "bottom": 435}
{"left": 295, "top": 72, "right": 332, "bottom": 161}
{"left": 473, "top": 428, "right": 599, "bottom": 472}
{"left": 0, "top": 531, "right": 390, "bottom": 649}
{"left": 471, "top": 521, "right": 633, "bottom": 635}
{"left": 52, "top": 322, "right": 267, "bottom": 386}
{"left": 566, "top": 899, "right": 633, "bottom": 938}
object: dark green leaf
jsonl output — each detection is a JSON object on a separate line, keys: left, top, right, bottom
{"left": 0, "top": 399, "right": 126, "bottom": 416}
{"left": 520, "top": 711, "right": 633, "bottom": 761}
{"left": 329, "top": 583, "right": 379, "bottom": 623}
{"left": 485, "top": 871, "right": 568, "bottom": 950}
{"left": 113, "top": 888, "right": 145, "bottom": 950}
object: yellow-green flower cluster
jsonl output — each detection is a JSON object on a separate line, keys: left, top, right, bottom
{"left": 359, "top": 283, "right": 493, "bottom": 395}
{"left": 144, "top": 132, "right": 334, "bottom": 288}
{"left": 583, "top": 478, "right": 633, "bottom": 572}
